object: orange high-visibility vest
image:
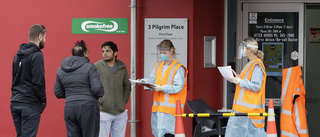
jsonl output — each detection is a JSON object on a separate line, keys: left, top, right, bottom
{"left": 233, "top": 59, "right": 266, "bottom": 128}
{"left": 281, "top": 66, "right": 309, "bottom": 137}
{"left": 152, "top": 60, "right": 188, "bottom": 116}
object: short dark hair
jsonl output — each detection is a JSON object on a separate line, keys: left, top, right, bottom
{"left": 101, "top": 41, "right": 118, "bottom": 58}
{"left": 29, "top": 24, "right": 47, "bottom": 41}
{"left": 72, "top": 40, "right": 87, "bottom": 56}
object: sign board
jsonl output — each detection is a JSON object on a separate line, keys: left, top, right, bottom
{"left": 248, "top": 12, "right": 299, "bottom": 99}
{"left": 248, "top": 12, "right": 299, "bottom": 69}
{"left": 72, "top": 18, "right": 128, "bottom": 34}
{"left": 309, "top": 28, "right": 320, "bottom": 43}
{"left": 144, "top": 18, "right": 188, "bottom": 78}
{"left": 262, "top": 42, "right": 283, "bottom": 76}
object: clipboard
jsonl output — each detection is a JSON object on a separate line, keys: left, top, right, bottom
{"left": 129, "top": 79, "right": 156, "bottom": 89}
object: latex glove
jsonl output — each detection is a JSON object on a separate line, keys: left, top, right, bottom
{"left": 139, "top": 78, "right": 147, "bottom": 83}
{"left": 230, "top": 77, "right": 241, "bottom": 84}
{"left": 232, "top": 69, "right": 239, "bottom": 77}
{"left": 151, "top": 85, "right": 163, "bottom": 91}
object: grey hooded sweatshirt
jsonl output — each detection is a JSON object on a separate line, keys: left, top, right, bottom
{"left": 54, "top": 56, "right": 104, "bottom": 103}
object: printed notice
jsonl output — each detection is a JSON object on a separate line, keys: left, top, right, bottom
{"left": 144, "top": 18, "right": 188, "bottom": 80}
{"left": 217, "top": 66, "right": 234, "bottom": 82}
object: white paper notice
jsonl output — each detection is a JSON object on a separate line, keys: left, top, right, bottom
{"left": 217, "top": 66, "right": 234, "bottom": 81}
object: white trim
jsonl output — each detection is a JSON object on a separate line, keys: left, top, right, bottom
{"left": 298, "top": 3, "right": 304, "bottom": 67}
{"left": 246, "top": 44, "right": 258, "bottom": 48}
{"left": 281, "top": 109, "right": 292, "bottom": 116}
{"left": 281, "top": 130, "right": 299, "bottom": 137}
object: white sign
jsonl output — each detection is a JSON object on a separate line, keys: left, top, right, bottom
{"left": 291, "top": 51, "right": 299, "bottom": 60}
{"left": 249, "top": 13, "right": 258, "bottom": 24}
{"left": 144, "top": 18, "right": 188, "bottom": 78}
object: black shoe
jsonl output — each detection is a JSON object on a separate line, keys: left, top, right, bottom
{"left": 164, "top": 133, "right": 174, "bottom": 137}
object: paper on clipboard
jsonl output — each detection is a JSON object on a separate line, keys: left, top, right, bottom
{"left": 217, "top": 66, "right": 234, "bottom": 81}
{"left": 129, "top": 79, "right": 156, "bottom": 89}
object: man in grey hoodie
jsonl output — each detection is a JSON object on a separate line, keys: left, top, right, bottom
{"left": 11, "top": 24, "right": 47, "bottom": 137}
{"left": 94, "top": 41, "right": 131, "bottom": 137}
{"left": 54, "top": 40, "right": 104, "bottom": 137}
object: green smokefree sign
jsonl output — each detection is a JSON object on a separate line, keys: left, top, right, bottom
{"left": 72, "top": 18, "right": 128, "bottom": 34}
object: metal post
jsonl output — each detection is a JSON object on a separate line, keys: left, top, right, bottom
{"left": 129, "top": 0, "right": 138, "bottom": 137}
{"left": 223, "top": 0, "right": 228, "bottom": 109}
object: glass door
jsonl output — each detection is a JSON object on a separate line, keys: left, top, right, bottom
{"left": 238, "top": 2, "right": 304, "bottom": 105}
{"left": 236, "top": 2, "right": 305, "bottom": 136}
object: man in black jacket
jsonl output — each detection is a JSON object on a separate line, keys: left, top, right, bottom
{"left": 11, "top": 24, "right": 47, "bottom": 137}
{"left": 54, "top": 40, "right": 104, "bottom": 137}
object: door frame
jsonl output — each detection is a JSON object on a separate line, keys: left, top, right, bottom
{"left": 235, "top": 1, "right": 305, "bottom": 106}
{"left": 237, "top": 2, "right": 304, "bottom": 69}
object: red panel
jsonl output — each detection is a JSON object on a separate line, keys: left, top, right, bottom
{"left": 135, "top": 0, "right": 194, "bottom": 136}
{"left": 193, "top": 0, "right": 225, "bottom": 110}
{"left": 1, "top": 0, "right": 131, "bottom": 136}
{"left": 0, "top": 0, "right": 225, "bottom": 136}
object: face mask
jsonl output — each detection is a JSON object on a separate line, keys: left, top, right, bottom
{"left": 241, "top": 49, "right": 246, "bottom": 58}
{"left": 160, "top": 54, "right": 169, "bottom": 61}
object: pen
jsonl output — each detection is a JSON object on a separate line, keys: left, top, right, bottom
{"left": 139, "top": 76, "right": 144, "bottom": 80}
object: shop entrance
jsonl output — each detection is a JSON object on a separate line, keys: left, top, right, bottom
{"left": 239, "top": 2, "right": 304, "bottom": 102}
{"left": 236, "top": 2, "right": 307, "bottom": 136}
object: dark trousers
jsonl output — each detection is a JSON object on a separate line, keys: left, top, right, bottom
{"left": 65, "top": 101, "right": 100, "bottom": 137}
{"left": 10, "top": 105, "right": 41, "bottom": 137}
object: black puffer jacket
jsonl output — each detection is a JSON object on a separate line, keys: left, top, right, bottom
{"left": 11, "top": 42, "right": 46, "bottom": 113}
{"left": 54, "top": 56, "right": 104, "bottom": 103}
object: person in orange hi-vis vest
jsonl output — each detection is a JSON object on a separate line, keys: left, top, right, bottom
{"left": 225, "top": 37, "right": 267, "bottom": 137}
{"left": 281, "top": 65, "right": 309, "bottom": 137}
{"left": 140, "top": 39, "right": 188, "bottom": 137}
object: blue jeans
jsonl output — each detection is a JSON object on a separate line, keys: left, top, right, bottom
{"left": 99, "top": 110, "right": 128, "bottom": 137}
{"left": 11, "top": 105, "right": 41, "bottom": 137}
